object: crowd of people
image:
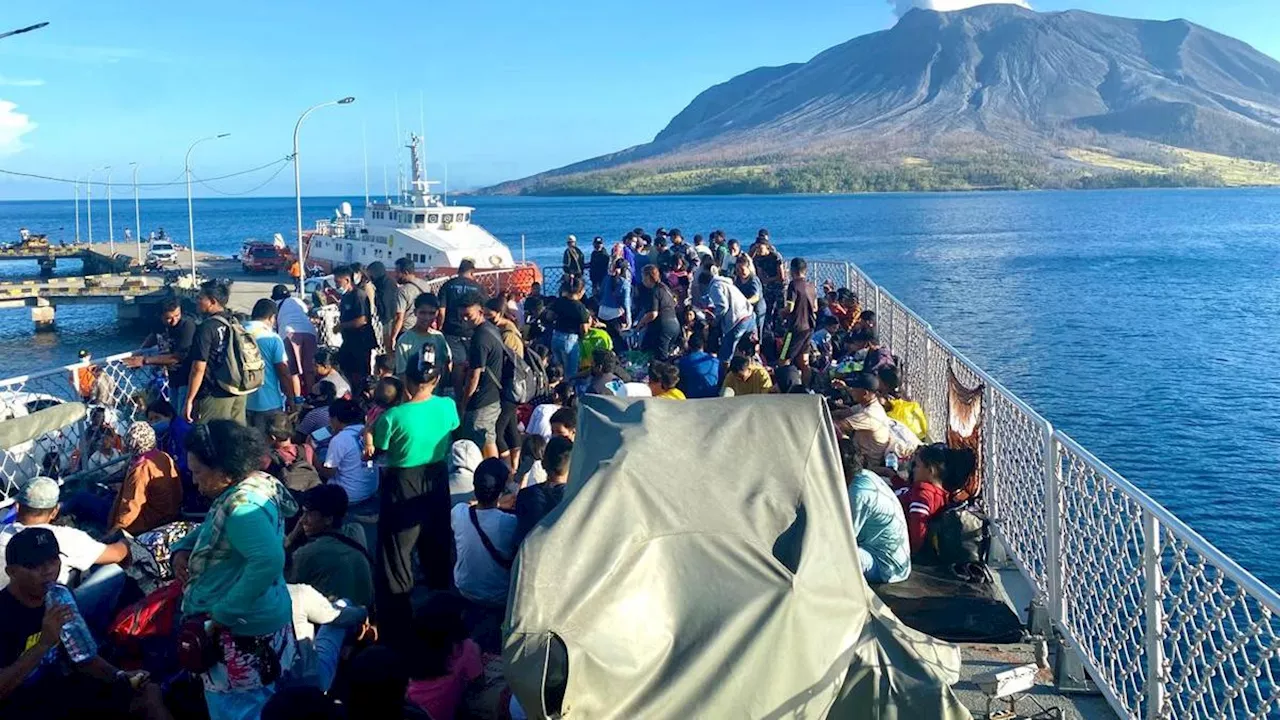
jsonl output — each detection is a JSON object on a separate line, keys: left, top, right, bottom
{"left": 0, "top": 227, "right": 982, "bottom": 719}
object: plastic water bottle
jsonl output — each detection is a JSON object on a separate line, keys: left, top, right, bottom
{"left": 885, "top": 451, "right": 900, "bottom": 473}
{"left": 44, "top": 583, "right": 97, "bottom": 663}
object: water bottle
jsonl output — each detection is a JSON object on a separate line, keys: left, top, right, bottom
{"left": 885, "top": 451, "right": 899, "bottom": 473}
{"left": 44, "top": 583, "right": 97, "bottom": 663}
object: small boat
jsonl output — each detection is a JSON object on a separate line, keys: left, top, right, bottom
{"left": 304, "top": 134, "right": 539, "bottom": 293}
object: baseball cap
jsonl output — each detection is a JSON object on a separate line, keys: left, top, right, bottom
{"left": 593, "top": 237, "right": 604, "bottom": 247}
{"left": 271, "top": 284, "right": 292, "bottom": 301}
{"left": 17, "top": 476, "right": 60, "bottom": 510}
{"left": 5, "top": 527, "right": 62, "bottom": 568}
{"left": 566, "top": 234, "right": 577, "bottom": 244}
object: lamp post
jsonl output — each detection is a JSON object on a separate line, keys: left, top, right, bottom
{"left": 130, "top": 162, "right": 142, "bottom": 263}
{"left": 293, "top": 96, "right": 356, "bottom": 293}
{"left": 105, "top": 166, "right": 114, "bottom": 256}
{"left": 185, "top": 133, "right": 230, "bottom": 283}
{"left": 86, "top": 169, "right": 94, "bottom": 245}
{"left": 73, "top": 178, "right": 80, "bottom": 243}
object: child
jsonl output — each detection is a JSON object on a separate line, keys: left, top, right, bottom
{"left": 366, "top": 376, "right": 405, "bottom": 428}
{"left": 513, "top": 434, "right": 547, "bottom": 492}
{"left": 406, "top": 594, "right": 484, "bottom": 720}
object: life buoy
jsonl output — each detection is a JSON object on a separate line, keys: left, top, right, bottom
{"left": 489, "top": 255, "right": 503, "bottom": 267}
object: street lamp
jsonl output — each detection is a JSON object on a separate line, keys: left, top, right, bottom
{"left": 130, "top": 162, "right": 142, "bottom": 263}
{"left": 86, "top": 169, "right": 94, "bottom": 245}
{"left": 105, "top": 166, "right": 115, "bottom": 256}
{"left": 185, "top": 133, "right": 230, "bottom": 283}
{"left": 293, "top": 96, "right": 355, "bottom": 293}
{"left": 73, "top": 178, "right": 80, "bottom": 243}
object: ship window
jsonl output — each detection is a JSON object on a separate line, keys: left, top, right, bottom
{"left": 428, "top": 214, "right": 439, "bottom": 224}
{"left": 414, "top": 214, "right": 425, "bottom": 224}
{"left": 442, "top": 214, "right": 454, "bottom": 223}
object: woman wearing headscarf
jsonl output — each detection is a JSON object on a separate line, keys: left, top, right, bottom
{"left": 106, "top": 421, "right": 183, "bottom": 535}
{"left": 171, "top": 420, "right": 298, "bottom": 719}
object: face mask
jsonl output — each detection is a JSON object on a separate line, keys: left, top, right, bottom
{"left": 150, "top": 420, "right": 170, "bottom": 435}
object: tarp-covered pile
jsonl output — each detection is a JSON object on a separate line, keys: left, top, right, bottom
{"left": 505, "top": 395, "right": 970, "bottom": 719}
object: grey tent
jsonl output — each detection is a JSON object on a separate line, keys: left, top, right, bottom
{"left": 505, "top": 395, "right": 970, "bottom": 719}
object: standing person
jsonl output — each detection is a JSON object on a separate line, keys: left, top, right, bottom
{"left": 245, "top": 299, "right": 296, "bottom": 431}
{"left": 387, "top": 257, "right": 433, "bottom": 348}
{"left": 710, "top": 231, "right": 728, "bottom": 270}
{"left": 669, "top": 229, "right": 697, "bottom": 270}
{"left": 124, "top": 297, "right": 197, "bottom": 414}
{"left": 438, "top": 260, "right": 487, "bottom": 398}
{"left": 598, "top": 257, "right": 632, "bottom": 350}
{"left": 692, "top": 234, "right": 713, "bottom": 263}
{"left": 734, "top": 255, "right": 767, "bottom": 329}
{"left": 272, "top": 284, "right": 318, "bottom": 397}
{"left": 561, "top": 235, "right": 585, "bottom": 283}
{"left": 393, "top": 293, "right": 453, "bottom": 385}
{"left": 700, "top": 270, "right": 757, "bottom": 365}
{"left": 334, "top": 266, "right": 378, "bottom": 390}
{"left": 721, "top": 237, "right": 743, "bottom": 275}
{"left": 365, "top": 262, "right": 397, "bottom": 350}
{"left": 781, "top": 257, "right": 819, "bottom": 383}
{"left": 368, "top": 348, "right": 460, "bottom": 640}
{"left": 751, "top": 231, "right": 786, "bottom": 317}
{"left": 484, "top": 298, "right": 525, "bottom": 468}
{"left": 588, "top": 237, "right": 610, "bottom": 298}
{"left": 171, "top": 420, "right": 298, "bottom": 720}
{"left": 636, "top": 265, "right": 681, "bottom": 361}
{"left": 0, "top": 528, "right": 168, "bottom": 720}
{"left": 550, "top": 277, "right": 591, "bottom": 376}
{"left": 185, "top": 280, "right": 249, "bottom": 425}
{"left": 459, "top": 295, "right": 505, "bottom": 460}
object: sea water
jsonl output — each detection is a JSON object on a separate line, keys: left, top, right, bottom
{"left": 1, "top": 189, "right": 1278, "bottom": 584}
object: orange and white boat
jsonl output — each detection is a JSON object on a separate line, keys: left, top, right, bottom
{"left": 304, "top": 133, "right": 539, "bottom": 294}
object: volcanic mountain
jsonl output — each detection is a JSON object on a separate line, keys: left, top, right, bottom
{"left": 484, "top": 5, "right": 1280, "bottom": 194}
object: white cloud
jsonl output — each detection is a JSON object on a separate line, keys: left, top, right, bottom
{"left": 889, "top": 0, "right": 1031, "bottom": 16}
{"left": 0, "top": 101, "right": 36, "bottom": 155}
{"left": 0, "top": 76, "right": 44, "bottom": 87}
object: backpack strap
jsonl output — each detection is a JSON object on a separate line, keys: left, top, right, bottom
{"left": 469, "top": 506, "right": 513, "bottom": 570}
{"left": 315, "top": 530, "right": 373, "bottom": 564}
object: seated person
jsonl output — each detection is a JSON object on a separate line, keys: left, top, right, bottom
{"left": 514, "top": 436, "right": 573, "bottom": 545}
{"left": 296, "top": 380, "right": 339, "bottom": 440}
{"left": 647, "top": 361, "right": 686, "bottom": 400}
{"left": 346, "top": 646, "right": 430, "bottom": 719}
{"left": 145, "top": 399, "right": 191, "bottom": 481}
{"left": 284, "top": 582, "right": 369, "bottom": 693}
{"left": 879, "top": 366, "right": 929, "bottom": 442}
{"left": 451, "top": 459, "right": 519, "bottom": 608}
{"left": 313, "top": 347, "right": 352, "bottom": 400}
{"left": 320, "top": 399, "right": 378, "bottom": 508}
{"left": 841, "top": 444, "right": 910, "bottom": 584}
{"left": 677, "top": 331, "right": 721, "bottom": 399}
{"left": 286, "top": 485, "right": 374, "bottom": 608}
{"left": 775, "top": 364, "right": 808, "bottom": 394}
{"left": 405, "top": 594, "right": 484, "bottom": 720}
{"left": 585, "top": 350, "right": 626, "bottom": 397}
{"left": 0, "top": 478, "right": 130, "bottom": 636}
{"left": 512, "top": 434, "right": 547, "bottom": 493}
{"left": 107, "top": 422, "right": 182, "bottom": 536}
{"left": 897, "top": 444, "right": 977, "bottom": 556}
{"left": 833, "top": 373, "right": 919, "bottom": 473}
{"left": 0, "top": 528, "right": 164, "bottom": 719}
{"left": 722, "top": 354, "right": 773, "bottom": 396}
{"left": 526, "top": 381, "right": 571, "bottom": 440}
{"left": 812, "top": 315, "right": 839, "bottom": 364}
{"left": 548, "top": 406, "right": 577, "bottom": 442}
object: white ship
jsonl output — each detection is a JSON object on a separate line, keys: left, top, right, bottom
{"left": 304, "top": 134, "right": 539, "bottom": 291}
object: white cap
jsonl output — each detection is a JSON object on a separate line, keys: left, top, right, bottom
{"left": 567, "top": 234, "right": 577, "bottom": 243}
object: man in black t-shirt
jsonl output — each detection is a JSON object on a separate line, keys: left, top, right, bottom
{"left": 513, "top": 437, "right": 572, "bottom": 545}
{"left": 335, "top": 265, "right": 379, "bottom": 390}
{"left": 637, "top": 265, "right": 681, "bottom": 361}
{"left": 0, "top": 528, "right": 162, "bottom": 719}
{"left": 185, "top": 280, "right": 246, "bottom": 425}
{"left": 550, "top": 278, "right": 592, "bottom": 375}
{"left": 125, "top": 298, "right": 197, "bottom": 415}
{"left": 587, "top": 237, "right": 610, "bottom": 298}
{"left": 439, "top": 259, "right": 488, "bottom": 395}
{"left": 459, "top": 293, "right": 505, "bottom": 459}
{"left": 561, "top": 235, "right": 585, "bottom": 281}
{"left": 782, "top": 257, "right": 819, "bottom": 383}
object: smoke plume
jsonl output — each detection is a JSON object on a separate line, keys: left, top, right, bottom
{"left": 889, "top": 0, "right": 1031, "bottom": 17}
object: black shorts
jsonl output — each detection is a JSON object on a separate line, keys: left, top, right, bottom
{"left": 496, "top": 401, "right": 521, "bottom": 454}
{"left": 782, "top": 330, "right": 813, "bottom": 364}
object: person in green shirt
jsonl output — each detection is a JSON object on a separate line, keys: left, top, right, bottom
{"left": 393, "top": 293, "right": 453, "bottom": 395}
{"left": 367, "top": 345, "right": 458, "bottom": 643}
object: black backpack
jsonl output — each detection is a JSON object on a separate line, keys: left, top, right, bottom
{"left": 927, "top": 502, "right": 992, "bottom": 567}
{"left": 498, "top": 342, "right": 549, "bottom": 405}
{"left": 268, "top": 449, "right": 321, "bottom": 493}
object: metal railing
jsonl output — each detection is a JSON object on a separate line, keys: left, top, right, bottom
{"left": 1, "top": 260, "right": 1277, "bottom": 719}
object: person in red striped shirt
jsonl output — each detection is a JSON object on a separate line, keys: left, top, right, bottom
{"left": 896, "top": 444, "right": 977, "bottom": 555}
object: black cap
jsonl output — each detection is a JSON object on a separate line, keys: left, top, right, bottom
{"left": 5, "top": 527, "right": 62, "bottom": 568}
{"left": 846, "top": 373, "right": 880, "bottom": 392}
{"left": 593, "top": 237, "right": 604, "bottom": 247}
{"left": 271, "top": 284, "right": 292, "bottom": 301}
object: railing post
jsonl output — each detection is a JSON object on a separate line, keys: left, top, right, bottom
{"left": 1143, "top": 508, "right": 1167, "bottom": 720}
{"left": 1044, "top": 431, "right": 1064, "bottom": 627}
{"left": 983, "top": 389, "right": 998, "bottom": 525}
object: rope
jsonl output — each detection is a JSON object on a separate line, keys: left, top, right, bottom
{"left": 0, "top": 156, "right": 294, "bottom": 188}
{"left": 192, "top": 158, "right": 292, "bottom": 196}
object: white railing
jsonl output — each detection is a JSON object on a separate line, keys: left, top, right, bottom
{"left": 1, "top": 260, "right": 1277, "bottom": 719}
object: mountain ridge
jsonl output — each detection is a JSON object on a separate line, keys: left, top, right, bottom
{"left": 483, "top": 6, "right": 1280, "bottom": 195}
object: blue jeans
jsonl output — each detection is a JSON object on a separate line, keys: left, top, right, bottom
{"left": 73, "top": 564, "right": 126, "bottom": 640}
{"left": 552, "top": 331, "right": 581, "bottom": 375}
{"left": 720, "top": 315, "right": 757, "bottom": 363}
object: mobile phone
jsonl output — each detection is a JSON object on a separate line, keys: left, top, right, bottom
{"left": 310, "top": 426, "right": 332, "bottom": 443}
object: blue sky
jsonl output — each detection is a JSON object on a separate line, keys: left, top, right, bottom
{"left": 0, "top": 0, "right": 1277, "bottom": 200}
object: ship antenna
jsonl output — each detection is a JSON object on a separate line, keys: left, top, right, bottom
{"left": 362, "top": 119, "right": 370, "bottom": 208}
{"left": 394, "top": 92, "right": 404, "bottom": 201}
